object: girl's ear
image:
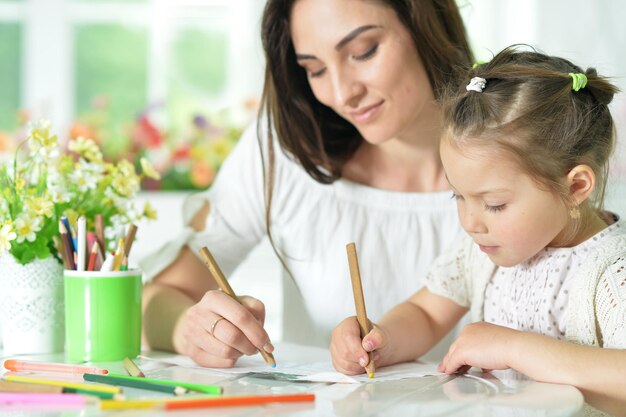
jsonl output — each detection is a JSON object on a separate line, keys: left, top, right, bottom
{"left": 566, "top": 164, "right": 596, "bottom": 205}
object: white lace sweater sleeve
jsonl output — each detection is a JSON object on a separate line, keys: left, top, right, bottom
{"left": 140, "top": 122, "right": 267, "bottom": 280}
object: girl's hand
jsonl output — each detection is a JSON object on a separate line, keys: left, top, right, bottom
{"left": 438, "top": 322, "right": 520, "bottom": 374}
{"left": 330, "top": 316, "right": 391, "bottom": 375}
{"left": 174, "top": 290, "right": 273, "bottom": 368}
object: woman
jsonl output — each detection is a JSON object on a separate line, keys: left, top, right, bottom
{"left": 141, "top": 0, "right": 473, "bottom": 367}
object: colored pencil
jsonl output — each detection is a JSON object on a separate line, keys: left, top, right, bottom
{"left": 112, "top": 237, "right": 125, "bottom": 271}
{"left": 346, "top": 242, "right": 376, "bottom": 378}
{"left": 86, "top": 241, "right": 99, "bottom": 271}
{"left": 123, "top": 224, "right": 137, "bottom": 257}
{"left": 106, "top": 373, "right": 222, "bottom": 395}
{"left": 3, "top": 359, "right": 108, "bottom": 375}
{"left": 166, "top": 393, "right": 316, "bottom": 410}
{"left": 199, "top": 246, "right": 276, "bottom": 368}
{"left": 94, "top": 213, "right": 105, "bottom": 258}
{"left": 99, "top": 393, "right": 315, "bottom": 411}
{"left": 0, "top": 392, "right": 92, "bottom": 406}
{"left": 64, "top": 388, "right": 124, "bottom": 400}
{"left": 3, "top": 375, "right": 121, "bottom": 394}
{"left": 122, "top": 357, "right": 145, "bottom": 378}
{"left": 77, "top": 216, "right": 86, "bottom": 271}
{"left": 0, "top": 380, "right": 63, "bottom": 394}
{"left": 83, "top": 373, "right": 187, "bottom": 395}
{"left": 58, "top": 220, "right": 76, "bottom": 270}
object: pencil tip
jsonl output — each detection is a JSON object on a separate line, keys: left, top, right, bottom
{"left": 368, "top": 373, "right": 374, "bottom": 379}
{"left": 271, "top": 364, "right": 276, "bottom": 368}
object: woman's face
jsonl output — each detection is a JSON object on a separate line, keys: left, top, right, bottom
{"left": 290, "top": 0, "right": 435, "bottom": 145}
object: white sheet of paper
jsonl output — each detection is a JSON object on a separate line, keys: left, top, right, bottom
{"left": 141, "top": 342, "right": 442, "bottom": 383}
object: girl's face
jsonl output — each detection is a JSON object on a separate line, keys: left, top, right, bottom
{"left": 290, "top": 0, "right": 435, "bottom": 145}
{"left": 440, "top": 138, "right": 571, "bottom": 267}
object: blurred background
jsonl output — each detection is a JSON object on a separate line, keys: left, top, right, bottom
{"left": 0, "top": 0, "right": 625, "bottom": 340}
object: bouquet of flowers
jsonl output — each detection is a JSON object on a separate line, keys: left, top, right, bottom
{"left": 0, "top": 120, "right": 159, "bottom": 265}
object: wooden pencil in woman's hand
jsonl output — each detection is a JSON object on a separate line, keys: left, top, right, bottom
{"left": 346, "top": 242, "right": 376, "bottom": 378}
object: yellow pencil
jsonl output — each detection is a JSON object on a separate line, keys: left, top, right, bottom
{"left": 100, "top": 399, "right": 163, "bottom": 410}
{"left": 346, "top": 242, "right": 376, "bottom": 378}
{"left": 199, "top": 246, "right": 276, "bottom": 368}
{"left": 3, "top": 375, "right": 122, "bottom": 394}
{"left": 112, "top": 237, "right": 125, "bottom": 271}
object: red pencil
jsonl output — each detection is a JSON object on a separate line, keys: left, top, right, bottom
{"left": 86, "top": 241, "right": 99, "bottom": 271}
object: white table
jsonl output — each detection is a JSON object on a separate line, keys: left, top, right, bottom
{"left": 0, "top": 343, "right": 584, "bottom": 416}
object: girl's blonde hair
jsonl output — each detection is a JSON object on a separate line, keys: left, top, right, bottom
{"left": 442, "top": 45, "right": 619, "bottom": 222}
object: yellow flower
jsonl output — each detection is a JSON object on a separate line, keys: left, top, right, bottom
{"left": 0, "top": 223, "right": 17, "bottom": 252}
{"left": 143, "top": 201, "right": 158, "bottom": 220}
{"left": 140, "top": 157, "right": 161, "bottom": 180}
{"left": 25, "top": 197, "right": 54, "bottom": 218}
{"left": 111, "top": 160, "right": 140, "bottom": 197}
{"left": 68, "top": 136, "right": 103, "bottom": 163}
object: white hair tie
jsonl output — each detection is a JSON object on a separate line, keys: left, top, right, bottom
{"left": 466, "top": 77, "right": 487, "bottom": 93}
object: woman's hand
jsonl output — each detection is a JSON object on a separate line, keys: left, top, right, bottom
{"left": 330, "top": 316, "right": 392, "bottom": 375}
{"left": 438, "top": 322, "right": 519, "bottom": 374}
{"left": 173, "top": 290, "right": 274, "bottom": 368}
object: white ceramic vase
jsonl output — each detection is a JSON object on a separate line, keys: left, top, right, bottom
{"left": 0, "top": 254, "right": 65, "bottom": 355}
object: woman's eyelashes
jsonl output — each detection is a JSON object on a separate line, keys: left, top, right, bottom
{"left": 305, "top": 44, "right": 379, "bottom": 78}
{"left": 353, "top": 44, "right": 378, "bottom": 61}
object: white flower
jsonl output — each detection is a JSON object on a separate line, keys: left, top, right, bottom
{"left": 27, "top": 119, "right": 60, "bottom": 163}
{"left": 14, "top": 214, "right": 42, "bottom": 244}
{"left": 69, "top": 159, "right": 103, "bottom": 192}
{"left": 0, "top": 223, "right": 17, "bottom": 252}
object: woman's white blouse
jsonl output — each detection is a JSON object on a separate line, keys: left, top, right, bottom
{"left": 141, "top": 123, "right": 462, "bottom": 346}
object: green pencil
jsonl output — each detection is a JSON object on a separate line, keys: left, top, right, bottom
{"left": 64, "top": 387, "right": 124, "bottom": 400}
{"left": 106, "top": 373, "right": 223, "bottom": 395}
{"left": 83, "top": 373, "right": 187, "bottom": 395}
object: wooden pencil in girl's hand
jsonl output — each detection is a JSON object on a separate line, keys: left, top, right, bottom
{"left": 346, "top": 242, "right": 375, "bottom": 378}
{"left": 199, "top": 246, "right": 276, "bottom": 368}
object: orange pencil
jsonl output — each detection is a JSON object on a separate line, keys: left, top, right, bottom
{"left": 346, "top": 242, "right": 376, "bottom": 378}
{"left": 86, "top": 241, "right": 99, "bottom": 271}
{"left": 3, "top": 359, "right": 108, "bottom": 375}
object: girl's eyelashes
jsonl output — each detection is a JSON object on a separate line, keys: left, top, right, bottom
{"left": 353, "top": 44, "right": 378, "bottom": 61}
{"left": 485, "top": 203, "right": 506, "bottom": 212}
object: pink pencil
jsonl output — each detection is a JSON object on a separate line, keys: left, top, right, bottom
{"left": 0, "top": 393, "right": 89, "bottom": 406}
{"left": 3, "top": 359, "right": 108, "bottom": 375}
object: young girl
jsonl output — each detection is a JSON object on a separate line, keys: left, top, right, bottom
{"left": 330, "top": 46, "right": 626, "bottom": 416}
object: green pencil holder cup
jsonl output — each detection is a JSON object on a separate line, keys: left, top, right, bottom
{"left": 64, "top": 269, "right": 142, "bottom": 362}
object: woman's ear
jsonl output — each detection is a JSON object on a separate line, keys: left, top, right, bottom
{"left": 566, "top": 164, "right": 596, "bottom": 205}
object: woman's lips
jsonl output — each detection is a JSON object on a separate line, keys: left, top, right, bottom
{"left": 349, "top": 101, "right": 383, "bottom": 124}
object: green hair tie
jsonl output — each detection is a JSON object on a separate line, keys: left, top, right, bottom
{"left": 569, "top": 73, "right": 588, "bottom": 92}
{"left": 472, "top": 61, "right": 485, "bottom": 69}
